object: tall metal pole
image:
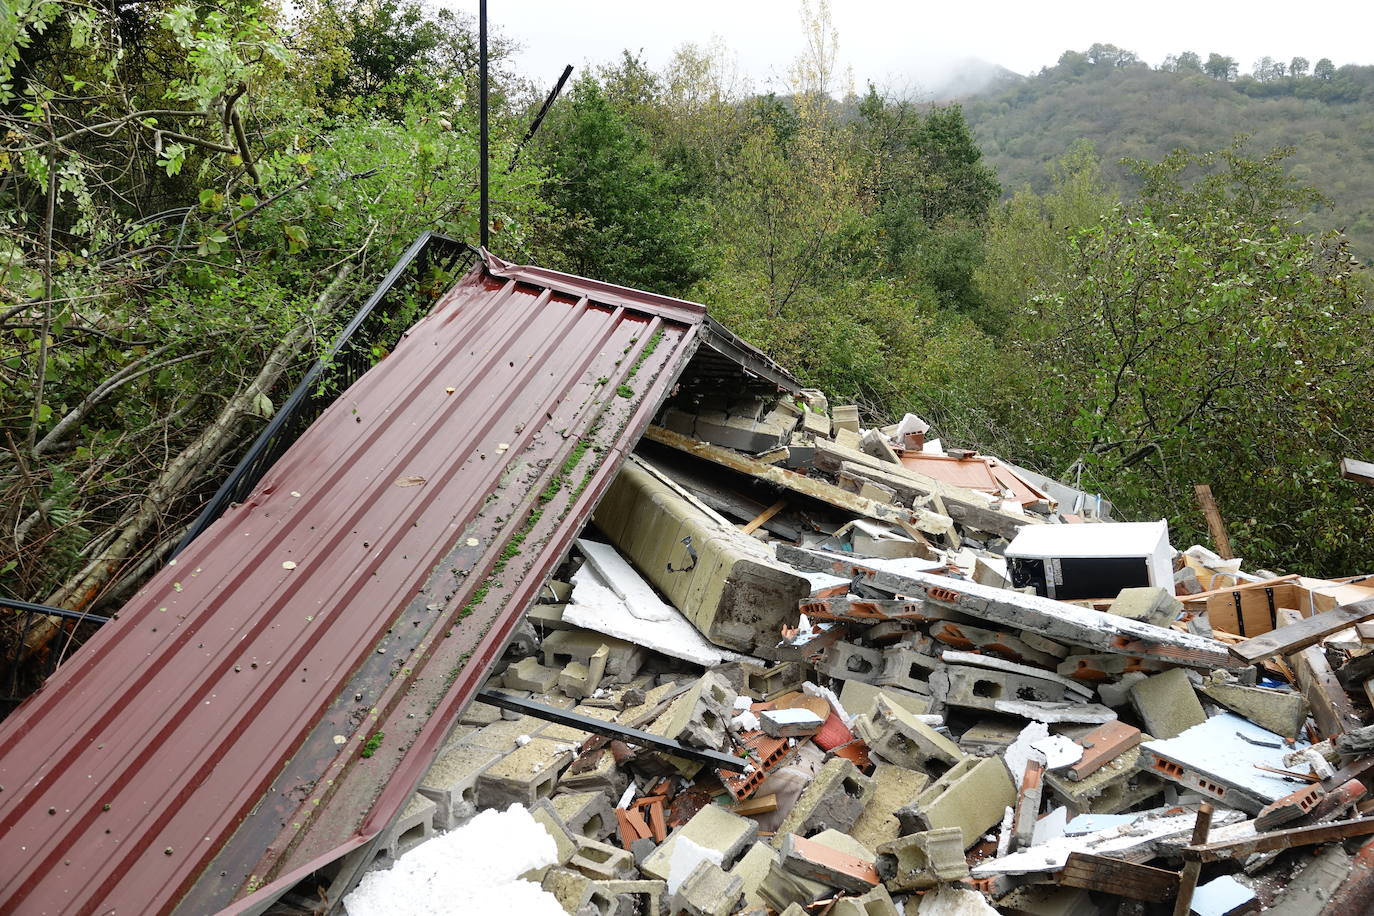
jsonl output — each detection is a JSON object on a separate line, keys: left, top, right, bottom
{"left": 478, "top": 0, "right": 489, "bottom": 250}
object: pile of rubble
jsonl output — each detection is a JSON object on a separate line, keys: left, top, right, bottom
{"left": 350, "top": 391, "right": 1374, "bottom": 916}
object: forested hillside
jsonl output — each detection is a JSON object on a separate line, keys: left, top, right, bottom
{"left": 2, "top": 0, "right": 1371, "bottom": 649}
{"left": 960, "top": 45, "right": 1374, "bottom": 259}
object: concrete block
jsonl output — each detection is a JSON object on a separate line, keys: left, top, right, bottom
{"left": 642, "top": 804, "right": 759, "bottom": 881}
{"left": 458, "top": 700, "right": 502, "bottom": 726}
{"left": 462, "top": 715, "right": 547, "bottom": 753}
{"left": 819, "top": 640, "right": 884, "bottom": 683}
{"left": 850, "top": 763, "right": 932, "bottom": 852}
{"left": 523, "top": 799, "right": 579, "bottom": 881}
{"left": 729, "top": 842, "right": 778, "bottom": 911}
{"left": 875, "top": 827, "right": 968, "bottom": 891}
{"left": 956, "top": 719, "right": 1024, "bottom": 757}
{"left": 758, "top": 860, "right": 830, "bottom": 912}
{"left": 832, "top": 404, "right": 861, "bottom": 432}
{"left": 896, "top": 756, "right": 1014, "bottom": 849}
{"left": 559, "top": 644, "right": 610, "bottom": 699}
{"left": 559, "top": 750, "right": 628, "bottom": 798}
{"left": 771, "top": 757, "right": 874, "bottom": 847}
{"left": 1129, "top": 668, "right": 1205, "bottom": 739}
{"left": 417, "top": 743, "right": 501, "bottom": 829}
{"left": 876, "top": 645, "right": 940, "bottom": 694}
{"left": 476, "top": 737, "right": 573, "bottom": 809}
{"left": 1043, "top": 743, "right": 1164, "bottom": 815}
{"left": 648, "top": 671, "right": 735, "bottom": 749}
{"left": 839, "top": 681, "right": 931, "bottom": 719}
{"left": 938, "top": 665, "right": 1069, "bottom": 713}
{"left": 801, "top": 409, "right": 831, "bottom": 439}
{"left": 552, "top": 791, "right": 617, "bottom": 841}
{"left": 831, "top": 884, "right": 898, "bottom": 916}
{"left": 856, "top": 696, "right": 963, "bottom": 775}
{"left": 528, "top": 600, "right": 575, "bottom": 631}
{"left": 742, "top": 661, "right": 804, "bottom": 700}
{"left": 593, "top": 459, "right": 807, "bottom": 653}
{"left": 670, "top": 860, "right": 743, "bottom": 916}
{"left": 760, "top": 708, "right": 825, "bottom": 738}
{"left": 542, "top": 867, "right": 615, "bottom": 916}
{"left": 1097, "top": 671, "right": 1148, "bottom": 708}
{"left": 591, "top": 880, "right": 667, "bottom": 916}
{"left": 571, "top": 835, "right": 636, "bottom": 881}
{"left": 1108, "top": 586, "right": 1182, "bottom": 627}
{"left": 374, "top": 793, "right": 438, "bottom": 866}
{"left": 543, "top": 629, "right": 644, "bottom": 684}
{"left": 780, "top": 832, "right": 879, "bottom": 894}
{"left": 1200, "top": 674, "right": 1309, "bottom": 740}
{"left": 504, "top": 656, "right": 561, "bottom": 693}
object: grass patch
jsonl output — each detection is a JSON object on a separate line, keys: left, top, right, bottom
{"left": 360, "top": 731, "right": 385, "bottom": 758}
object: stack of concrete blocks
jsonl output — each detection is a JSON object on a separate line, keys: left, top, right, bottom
{"left": 594, "top": 459, "right": 808, "bottom": 653}
{"left": 372, "top": 793, "right": 439, "bottom": 868}
{"left": 541, "top": 629, "right": 645, "bottom": 699}
{"left": 661, "top": 395, "right": 800, "bottom": 454}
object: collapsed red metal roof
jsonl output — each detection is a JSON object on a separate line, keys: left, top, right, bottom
{"left": 0, "top": 251, "right": 712, "bottom": 915}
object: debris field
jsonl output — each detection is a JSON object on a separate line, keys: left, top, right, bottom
{"left": 348, "top": 390, "right": 1374, "bottom": 916}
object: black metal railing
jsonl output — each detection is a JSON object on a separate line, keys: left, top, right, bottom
{"left": 1, "top": 233, "right": 477, "bottom": 713}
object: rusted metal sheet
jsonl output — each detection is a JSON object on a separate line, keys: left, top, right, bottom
{"left": 0, "top": 252, "right": 706, "bottom": 915}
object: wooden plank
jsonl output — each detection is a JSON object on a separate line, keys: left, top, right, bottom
{"left": 1184, "top": 815, "right": 1374, "bottom": 862}
{"left": 1341, "top": 457, "right": 1374, "bottom": 485}
{"left": 1172, "top": 804, "right": 1213, "bottom": 915}
{"left": 1232, "top": 600, "right": 1374, "bottom": 663}
{"left": 1056, "top": 852, "right": 1180, "bottom": 902}
{"left": 1194, "top": 484, "right": 1234, "bottom": 560}
{"left": 741, "top": 499, "right": 787, "bottom": 535}
{"left": 643, "top": 426, "right": 944, "bottom": 550}
{"left": 1279, "top": 608, "right": 1363, "bottom": 738}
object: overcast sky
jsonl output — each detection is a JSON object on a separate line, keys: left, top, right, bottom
{"left": 440, "top": 0, "right": 1374, "bottom": 95}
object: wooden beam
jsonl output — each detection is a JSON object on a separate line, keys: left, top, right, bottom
{"left": 1057, "top": 852, "right": 1179, "bottom": 902}
{"left": 1193, "top": 484, "right": 1234, "bottom": 559}
{"left": 1230, "top": 599, "right": 1374, "bottom": 663}
{"left": 741, "top": 499, "right": 787, "bottom": 535}
{"left": 1184, "top": 816, "right": 1374, "bottom": 862}
{"left": 1172, "top": 804, "right": 1213, "bottom": 915}
{"left": 1341, "top": 457, "right": 1374, "bottom": 485}
{"left": 643, "top": 426, "right": 943, "bottom": 549}
{"left": 1279, "top": 608, "right": 1364, "bottom": 738}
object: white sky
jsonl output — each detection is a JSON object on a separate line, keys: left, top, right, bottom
{"left": 440, "top": 0, "right": 1374, "bottom": 95}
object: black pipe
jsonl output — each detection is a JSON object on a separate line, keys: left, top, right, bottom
{"left": 478, "top": 0, "right": 489, "bottom": 250}
{"left": 508, "top": 64, "right": 573, "bottom": 171}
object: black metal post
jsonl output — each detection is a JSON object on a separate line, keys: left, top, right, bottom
{"left": 478, "top": 0, "right": 489, "bottom": 250}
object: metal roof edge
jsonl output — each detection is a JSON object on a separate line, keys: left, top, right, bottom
{"left": 481, "top": 249, "right": 706, "bottom": 324}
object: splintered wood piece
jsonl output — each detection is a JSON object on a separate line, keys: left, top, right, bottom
{"left": 1194, "top": 484, "right": 1234, "bottom": 560}
{"left": 731, "top": 794, "right": 778, "bottom": 817}
{"left": 1172, "top": 804, "right": 1214, "bottom": 916}
{"left": 1184, "top": 815, "right": 1374, "bottom": 862}
{"left": 1278, "top": 608, "right": 1363, "bottom": 738}
{"left": 741, "top": 499, "right": 787, "bottom": 535}
{"left": 1230, "top": 599, "right": 1374, "bottom": 663}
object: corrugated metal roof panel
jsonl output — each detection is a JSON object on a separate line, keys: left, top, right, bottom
{"left": 0, "top": 253, "right": 705, "bottom": 915}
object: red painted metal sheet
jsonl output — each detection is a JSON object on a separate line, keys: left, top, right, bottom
{"left": 0, "top": 254, "right": 705, "bottom": 915}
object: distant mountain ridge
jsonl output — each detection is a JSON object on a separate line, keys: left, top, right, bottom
{"left": 954, "top": 49, "right": 1374, "bottom": 260}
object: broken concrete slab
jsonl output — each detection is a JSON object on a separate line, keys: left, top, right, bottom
{"left": 831, "top": 883, "right": 899, "bottom": 916}
{"left": 1129, "top": 668, "right": 1206, "bottom": 739}
{"left": 728, "top": 842, "right": 778, "bottom": 912}
{"left": 1107, "top": 586, "right": 1182, "bottom": 627}
{"left": 1200, "top": 673, "right": 1309, "bottom": 740}
{"left": 669, "top": 859, "right": 743, "bottom": 916}
{"left": 838, "top": 680, "right": 932, "bottom": 719}
{"left": 593, "top": 455, "right": 807, "bottom": 653}
{"left": 1139, "top": 713, "right": 1312, "bottom": 814}
{"left": 503, "top": 656, "right": 561, "bottom": 693}
{"left": 850, "top": 763, "right": 932, "bottom": 851}
{"left": 1044, "top": 742, "right": 1165, "bottom": 816}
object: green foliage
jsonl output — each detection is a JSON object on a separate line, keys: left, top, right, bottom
{"left": 962, "top": 48, "right": 1374, "bottom": 262}
{"left": 534, "top": 76, "right": 710, "bottom": 295}
{"left": 976, "top": 145, "right": 1373, "bottom": 574}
